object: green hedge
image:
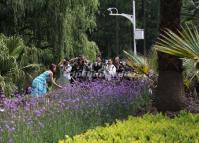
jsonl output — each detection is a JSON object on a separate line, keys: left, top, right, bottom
{"left": 59, "top": 112, "right": 199, "bottom": 143}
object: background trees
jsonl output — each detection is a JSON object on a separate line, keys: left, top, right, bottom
{"left": 0, "top": 34, "right": 40, "bottom": 95}
{"left": 0, "top": 0, "right": 198, "bottom": 99}
{"left": 91, "top": 0, "right": 160, "bottom": 58}
{"left": 0, "top": 0, "right": 99, "bottom": 63}
{"left": 0, "top": 0, "right": 180, "bottom": 62}
{"left": 0, "top": 0, "right": 99, "bottom": 94}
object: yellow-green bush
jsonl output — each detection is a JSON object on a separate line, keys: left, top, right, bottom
{"left": 59, "top": 112, "right": 199, "bottom": 143}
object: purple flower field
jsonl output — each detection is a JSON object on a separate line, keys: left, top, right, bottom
{"left": 0, "top": 79, "right": 150, "bottom": 143}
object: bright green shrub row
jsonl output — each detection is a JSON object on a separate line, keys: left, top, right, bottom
{"left": 59, "top": 112, "right": 199, "bottom": 143}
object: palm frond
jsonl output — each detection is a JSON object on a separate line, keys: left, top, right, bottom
{"left": 6, "top": 36, "right": 26, "bottom": 60}
{"left": 154, "top": 23, "right": 199, "bottom": 60}
{"left": 21, "top": 64, "right": 41, "bottom": 71}
{"left": 19, "top": 64, "right": 41, "bottom": 80}
{"left": 183, "top": 59, "right": 199, "bottom": 88}
{"left": 181, "top": 0, "right": 199, "bottom": 24}
{"left": 0, "top": 34, "right": 43, "bottom": 96}
{"left": 123, "top": 50, "right": 150, "bottom": 75}
{"left": 148, "top": 49, "right": 158, "bottom": 72}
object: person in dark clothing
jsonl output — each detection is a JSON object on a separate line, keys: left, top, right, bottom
{"left": 114, "top": 57, "right": 124, "bottom": 72}
{"left": 93, "top": 57, "right": 103, "bottom": 72}
{"left": 93, "top": 56, "right": 103, "bottom": 79}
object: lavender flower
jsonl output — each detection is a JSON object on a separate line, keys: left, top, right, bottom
{"left": 0, "top": 79, "right": 149, "bottom": 143}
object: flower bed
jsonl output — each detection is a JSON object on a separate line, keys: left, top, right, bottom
{"left": 59, "top": 112, "right": 199, "bottom": 143}
{"left": 0, "top": 80, "right": 150, "bottom": 143}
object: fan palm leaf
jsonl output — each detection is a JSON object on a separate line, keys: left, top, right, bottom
{"left": 123, "top": 50, "right": 151, "bottom": 75}
{"left": 5, "top": 36, "right": 26, "bottom": 60}
{"left": 181, "top": 0, "right": 199, "bottom": 25}
{"left": 154, "top": 24, "right": 199, "bottom": 89}
{"left": 154, "top": 24, "right": 199, "bottom": 60}
{"left": 183, "top": 59, "right": 199, "bottom": 88}
{"left": 19, "top": 64, "right": 41, "bottom": 80}
{"left": 0, "top": 34, "right": 41, "bottom": 95}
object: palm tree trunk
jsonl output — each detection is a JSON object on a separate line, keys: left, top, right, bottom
{"left": 155, "top": 0, "right": 185, "bottom": 112}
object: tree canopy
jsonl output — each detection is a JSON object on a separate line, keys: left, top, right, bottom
{"left": 0, "top": 0, "right": 99, "bottom": 62}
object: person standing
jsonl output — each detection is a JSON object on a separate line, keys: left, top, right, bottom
{"left": 31, "top": 64, "right": 62, "bottom": 97}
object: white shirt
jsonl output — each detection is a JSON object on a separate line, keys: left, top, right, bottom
{"left": 104, "top": 64, "right": 116, "bottom": 81}
{"left": 64, "top": 64, "right": 72, "bottom": 80}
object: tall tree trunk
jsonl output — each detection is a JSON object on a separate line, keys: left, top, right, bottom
{"left": 155, "top": 0, "right": 185, "bottom": 112}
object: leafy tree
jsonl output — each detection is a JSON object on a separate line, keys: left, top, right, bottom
{"left": 0, "top": 0, "right": 99, "bottom": 62}
{"left": 0, "top": 0, "right": 100, "bottom": 95}
{"left": 181, "top": 0, "right": 199, "bottom": 26}
{"left": 91, "top": 0, "right": 133, "bottom": 58}
{"left": 143, "top": 0, "right": 160, "bottom": 54}
{"left": 155, "top": 24, "right": 199, "bottom": 95}
{"left": 0, "top": 34, "right": 40, "bottom": 95}
{"left": 91, "top": 0, "right": 160, "bottom": 58}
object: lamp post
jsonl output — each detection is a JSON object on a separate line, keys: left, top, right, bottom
{"left": 133, "top": 0, "right": 136, "bottom": 55}
{"left": 107, "top": 0, "right": 144, "bottom": 55}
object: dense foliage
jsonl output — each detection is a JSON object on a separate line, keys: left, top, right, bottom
{"left": 0, "top": 0, "right": 194, "bottom": 59}
{"left": 0, "top": 0, "right": 199, "bottom": 142}
{"left": 155, "top": 24, "right": 199, "bottom": 59}
{"left": 0, "top": 0, "right": 99, "bottom": 62}
{"left": 0, "top": 34, "right": 41, "bottom": 95}
{"left": 59, "top": 112, "right": 199, "bottom": 143}
{"left": 0, "top": 0, "right": 100, "bottom": 95}
{"left": 182, "top": 0, "right": 199, "bottom": 26}
{"left": 0, "top": 0, "right": 197, "bottom": 95}
{"left": 0, "top": 80, "right": 150, "bottom": 143}
{"left": 154, "top": 23, "right": 199, "bottom": 95}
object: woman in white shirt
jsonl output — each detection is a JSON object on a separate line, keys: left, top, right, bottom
{"left": 63, "top": 60, "right": 72, "bottom": 81}
{"left": 57, "top": 58, "right": 72, "bottom": 84}
{"left": 104, "top": 59, "right": 116, "bottom": 81}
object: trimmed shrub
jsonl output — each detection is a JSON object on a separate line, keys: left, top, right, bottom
{"left": 59, "top": 112, "right": 199, "bottom": 143}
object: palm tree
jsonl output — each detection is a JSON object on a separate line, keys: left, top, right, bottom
{"left": 0, "top": 34, "right": 41, "bottom": 95}
{"left": 154, "top": 0, "right": 185, "bottom": 112}
{"left": 123, "top": 50, "right": 158, "bottom": 76}
{"left": 155, "top": 24, "right": 199, "bottom": 59}
{"left": 0, "top": 39, "right": 19, "bottom": 95}
{"left": 155, "top": 24, "right": 199, "bottom": 97}
{"left": 124, "top": 51, "right": 151, "bottom": 75}
{"left": 5, "top": 35, "right": 41, "bottom": 90}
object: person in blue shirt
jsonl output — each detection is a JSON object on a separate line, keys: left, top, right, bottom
{"left": 31, "top": 64, "right": 62, "bottom": 97}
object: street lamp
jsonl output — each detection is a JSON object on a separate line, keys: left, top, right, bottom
{"left": 107, "top": 0, "right": 144, "bottom": 55}
{"left": 107, "top": 8, "right": 134, "bottom": 24}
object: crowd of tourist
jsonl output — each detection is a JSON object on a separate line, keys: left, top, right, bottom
{"left": 31, "top": 55, "right": 134, "bottom": 97}
{"left": 57, "top": 55, "right": 133, "bottom": 84}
